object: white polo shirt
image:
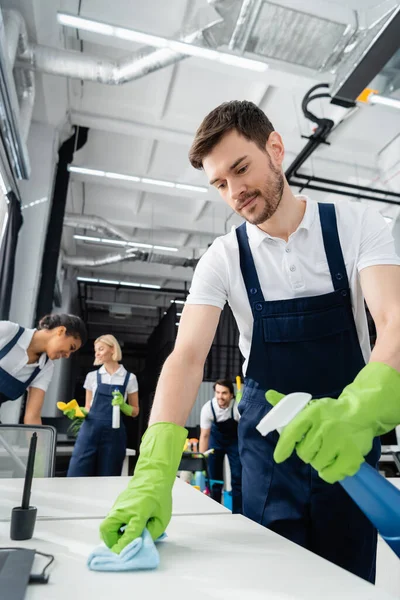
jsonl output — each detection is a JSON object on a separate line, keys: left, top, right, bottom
{"left": 186, "top": 197, "right": 400, "bottom": 374}
{"left": 0, "top": 321, "right": 54, "bottom": 391}
{"left": 84, "top": 365, "right": 138, "bottom": 403}
{"left": 200, "top": 398, "right": 240, "bottom": 430}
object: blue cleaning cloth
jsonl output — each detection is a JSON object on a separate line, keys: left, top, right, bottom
{"left": 87, "top": 529, "right": 166, "bottom": 572}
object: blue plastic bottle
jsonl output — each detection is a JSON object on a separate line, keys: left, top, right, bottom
{"left": 256, "top": 392, "right": 400, "bottom": 558}
{"left": 340, "top": 462, "right": 400, "bottom": 557}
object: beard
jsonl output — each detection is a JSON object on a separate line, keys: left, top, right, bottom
{"left": 238, "top": 157, "right": 284, "bottom": 225}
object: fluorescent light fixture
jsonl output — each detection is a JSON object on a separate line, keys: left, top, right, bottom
{"left": 57, "top": 12, "right": 269, "bottom": 73}
{"left": 175, "top": 322, "right": 180, "bottom": 326}
{"left": 127, "top": 241, "right": 153, "bottom": 249}
{"left": 170, "top": 300, "right": 185, "bottom": 304}
{"left": 100, "top": 238, "right": 126, "bottom": 246}
{"left": 105, "top": 171, "right": 140, "bottom": 182}
{"left": 69, "top": 166, "right": 105, "bottom": 177}
{"left": 120, "top": 281, "right": 161, "bottom": 289}
{"left": 176, "top": 312, "right": 182, "bottom": 316}
{"left": 154, "top": 245, "right": 178, "bottom": 252}
{"left": 175, "top": 183, "right": 206, "bottom": 193}
{"left": 74, "top": 234, "right": 101, "bottom": 243}
{"left": 77, "top": 277, "right": 99, "bottom": 283}
{"left": 141, "top": 177, "right": 175, "bottom": 188}
{"left": 73, "top": 234, "right": 178, "bottom": 252}
{"left": 76, "top": 276, "right": 160, "bottom": 289}
{"left": 119, "top": 281, "right": 140, "bottom": 287}
{"left": 68, "top": 165, "right": 208, "bottom": 193}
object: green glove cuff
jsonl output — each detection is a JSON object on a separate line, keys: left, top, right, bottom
{"left": 129, "top": 422, "right": 188, "bottom": 487}
{"left": 119, "top": 402, "right": 134, "bottom": 417}
{"left": 341, "top": 361, "right": 400, "bottom": 435}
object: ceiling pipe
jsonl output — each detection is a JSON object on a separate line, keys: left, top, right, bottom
{"left": 16, "top": 20, "right": 221, "bottom": 85}
{"left": 63, "top": 212, "right": 199, "bottom": 268}
{"left": 63, "top": 249, "right": 138, "bottom": 267}
{"left": 228, "top": 0, "right": 263, "bottom": 52}
{"left": 64, "top": 212, "right": 136, "bottom": 243}
{"left": 63, "top": 248, "right": 198, "bottom": 268}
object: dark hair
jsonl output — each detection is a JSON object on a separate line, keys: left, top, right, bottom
{"left": 189, "top": 100, "right": 275, "bottom": 170}
{"left": 213, "top": 379, "right": 234, "bottom": 396}
{"left": 38, "top": 314, "right": 87, "bottom": 345}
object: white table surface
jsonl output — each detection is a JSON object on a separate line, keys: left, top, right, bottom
{"left": 0, "top": 476, "right": 229, "bottom": 521}
{"left": 55, "top": 445, "right": 136, "bottom": 456}
{"left": 0, "top": 514, "right": 396, "bottom": 600}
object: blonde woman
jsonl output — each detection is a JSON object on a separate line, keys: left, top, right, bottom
{"left": 67, "top": 335, "right": 139, "bottom": 477}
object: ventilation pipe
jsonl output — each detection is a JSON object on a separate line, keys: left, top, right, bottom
{"left": 16, "top": 20, "right": 222, "bottom": 85}
{"left": 63, "top": 212, "right": 199, "bottom": 268}
{"left": 64, "top": 213, "right": 138, "bottom": 243}
{"left": 63, "top": 249, "right": 138, "bottom": 267}
{"left": 63, "top": 248, "right": 198, "bottom": 269}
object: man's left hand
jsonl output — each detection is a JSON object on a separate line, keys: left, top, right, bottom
{"left": 265, "top": 390, "right": 370, "bottom": 484}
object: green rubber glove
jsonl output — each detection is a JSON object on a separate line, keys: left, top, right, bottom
{"left": 111, "top": 390, "right": 133, "bottom": 417}
{"left": 266, "top": 362, "right": 400, "bottom": 484}
{"left": 99, "top": 422, "right": 188, "bottom": 553}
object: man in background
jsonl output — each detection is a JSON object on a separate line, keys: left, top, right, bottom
{"left": 199, "top": 379, "right": 242, "bottom": 513}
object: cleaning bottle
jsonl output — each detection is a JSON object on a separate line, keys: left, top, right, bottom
{"left": 256, "top": 392, "right": 400, "bottom": 558}
{"left": 112, "top": 389, "right": 120, "bottom": 429}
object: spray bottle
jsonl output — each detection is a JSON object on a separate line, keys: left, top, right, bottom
{"left": 256, "top": 392, "right": 400, "bottom": 558}
{"left": 112, "top": 389, "right": 120, "bottom": 429}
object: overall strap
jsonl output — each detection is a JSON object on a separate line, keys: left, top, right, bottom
{"left": 236, "top": 223, "right": 265, "bottom": 305}
{"left": 23, "top": 360, "right": 47, "bottom": 388}
{"left": 0, "top": 326, "right": 24, "bottom": 360}
{"left": 210, "top": 399, "right": 217, "bottom": 422}
{"left": 318, "top": 203, "right": 349, "bottom": 291}
{"left": 121, "top": 370, "right": 130, "bottom": 395}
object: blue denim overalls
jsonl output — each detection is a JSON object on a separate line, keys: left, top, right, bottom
{"left": 208, "top": 400, "right": 242, "bottom": 513}
{"left": 236, "top": 203, "right": 380, "bottom": 582}
{"left": 0, "top": 327, "right": 46, "bottom": 406}
{"left": 67, "top": 370, "right": 130, "bottom": 477}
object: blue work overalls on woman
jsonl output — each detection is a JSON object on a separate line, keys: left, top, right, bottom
{"left": 0, "top": 327, "right": 46, "bottom": 408}
{"left": 236, "top": 203, "right": 380, "bottom": 583}
{"left": 67, "top": 370, "right": 130, "bottom": 477}
{"left": 207, "top": 400, "right": 242, "bottom": 514}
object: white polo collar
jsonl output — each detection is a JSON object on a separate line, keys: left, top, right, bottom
{"left": 20, "top": 327, "right": 48, "bottom": 369}
{"left": 245, "top": 195, "right": 317, "bottom": 248}
{"left": 99, "top": 364, "right": 125, "bottom": 376}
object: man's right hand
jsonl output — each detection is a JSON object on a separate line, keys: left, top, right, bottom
{"left": 99, "top": 422, "right": 188, "bottom": 554}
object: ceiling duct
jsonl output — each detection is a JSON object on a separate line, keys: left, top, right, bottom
{"left": 64, "top": 212, "right": 136, "bottom": 243}
{"left": 63, "top": 212, "right": 198, "bottom": 269}
{"left": 16, "top": 12, "right": 224, "bottom": 85}
{"left": 63, "top": 248, "right": 138, "bottom": 267}
{"left": 330, "top": 3, "right": 400, "bottom": 106}
{"left": 241, "top": 1, "right": 356, "bottom": 72}
{"left": 63, "top": 249, "right": 198, "bottom": 269}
